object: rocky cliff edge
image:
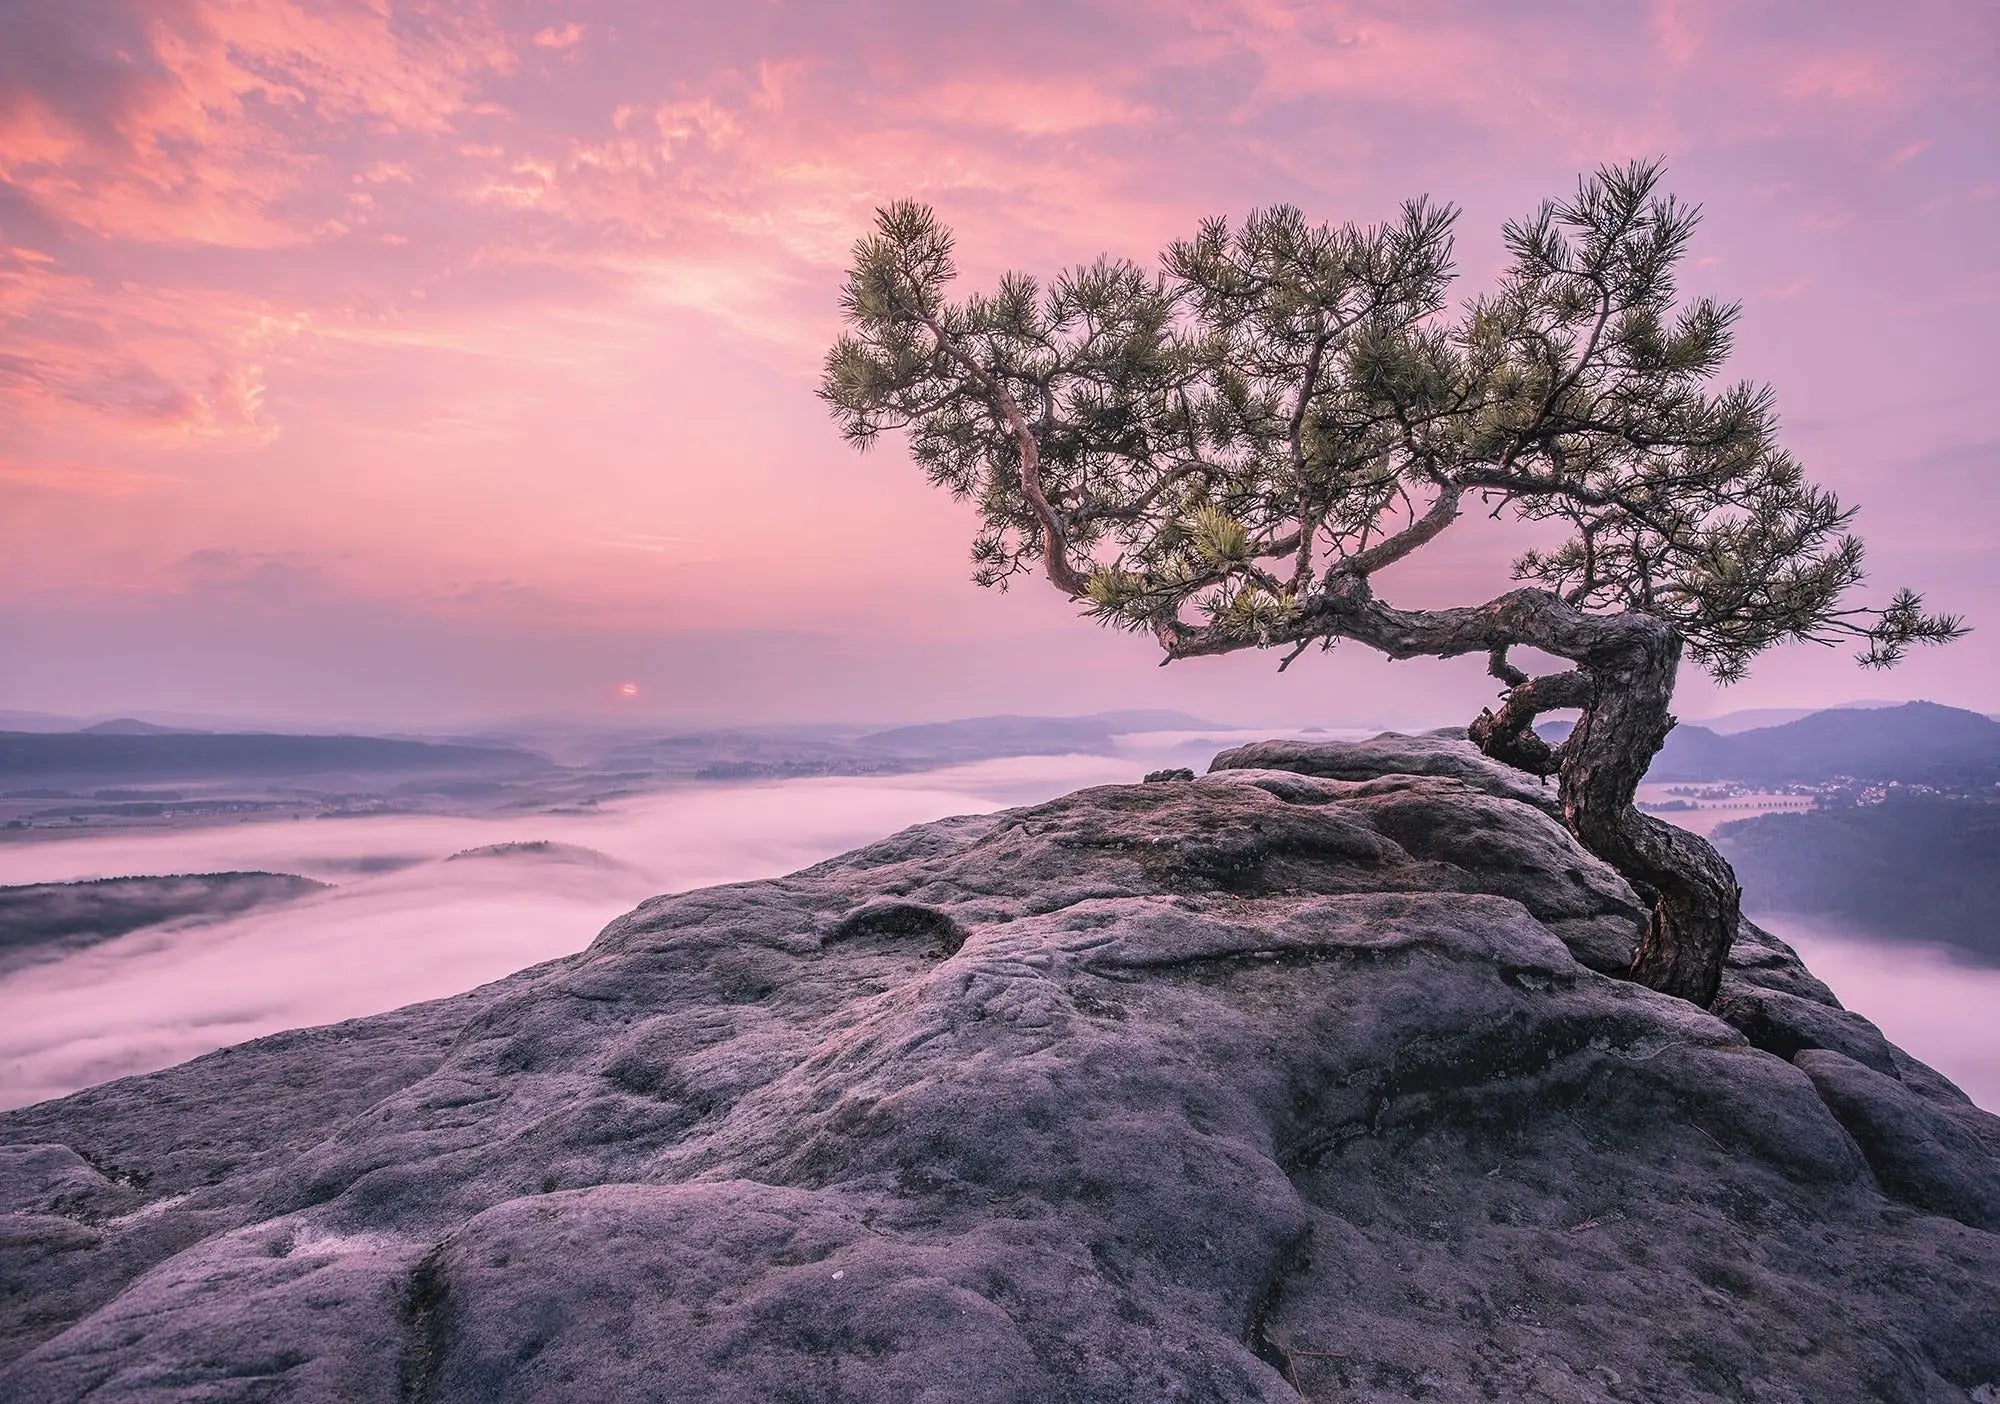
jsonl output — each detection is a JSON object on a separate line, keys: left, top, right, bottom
{"left": 2, "top": 735, "right": 1996, "bottom": 1403}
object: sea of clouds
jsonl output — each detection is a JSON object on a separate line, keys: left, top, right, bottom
{"left": 1748, "top": 913, "right": 2000, "bottom": 1113}
{"left": 1, "top": 730, "right": 1993, "bottom": 1113}
{"left": 0, "top": 736, "right": 1277, "bottom": 1108}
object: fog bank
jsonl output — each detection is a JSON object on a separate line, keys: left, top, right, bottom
{"left": 1752, "top": 912, "right": 2000, "bottom": 1112}
{"left": 2, "top": 735, "right": 1991, "bottom": 1115}
{"left": 0, "top": 737, "right": 1280, "bottom": 1108}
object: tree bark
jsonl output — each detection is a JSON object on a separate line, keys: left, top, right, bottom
{"left": 1548, "top": 627, "right": 1742, "bottom": 1006}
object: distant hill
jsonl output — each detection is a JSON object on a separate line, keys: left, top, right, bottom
{"left": 1717, "top": 797, "right": 2000, "bottom": 963}
{"left": 1535, "top": 715, "right": 1739, "bottom": 775}
{"left": 859, "top": 715, "right": 1121, "bottom": 759}
{"left": 0, "top": 711, "right": 269, "bottom": 734}
{"left": 0, "top": 712, "right": 92, "bottom": 734}
{"left": 1683, "top": 700, "right": 1909, "bottom": 735}
{"left": 858, "top": 711, "right": 1222, "bottom": 760}
{"left": 1541, "top": 701, "right": 1999, "bottom": 785}
{"left": 1656, "top": 701, "right": 2000, "bottom": 784}
{"left": 0, "top": 731, "right": 550, "bottom": 784}
{"left": 75, "top": 718, "right": 206, "bottom": 736}
{"left": 0, "top": 872, "right": 327, "bottom": 976}
{"left": 444, "top": 841, "right": 633, "bottom": 869}
{"left": 1645, "top": 721, "right": 1741, "bottom": 780}
{"left": 1078, "top": 710, "right": 1225, "bottom": 733}
{"left": 1681, "top": 707, "right": 1818, "bottom": 734}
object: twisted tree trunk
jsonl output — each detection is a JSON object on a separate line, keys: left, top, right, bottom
{"left": 1543, "top": 631, "right": 1742, "bottom": 1006}
{"left": 1277, "top": 581, "right": 1742, "bottom": 1006}
{"left": 1160, "top": 574, "right": 1744, "bottom": 1006}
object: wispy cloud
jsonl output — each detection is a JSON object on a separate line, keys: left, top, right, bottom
{"left": 0, "top": 0, "right": 517, "bottom": 247}
{"left": 0, "top": 250, "right": 291, "bottom": 443}
{"left": 1885, "top": 137, "right": 1934, "bottom": 168}
{"left": 0, "top": 457, "right": 177, "bottom": 496}
{"left": 533, "top": 22, "right": 587, "bottom": 51}
{"left": 1780, "top": 51, "right": 1906, "bottom": 105}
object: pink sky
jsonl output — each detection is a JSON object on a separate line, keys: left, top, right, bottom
{"left": 2, "top": 0, "right": 1995, "bottom": 727}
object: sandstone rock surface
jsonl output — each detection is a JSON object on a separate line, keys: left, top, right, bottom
{"left": 3, "top": 735, "right": 1996, "bottom": 1402}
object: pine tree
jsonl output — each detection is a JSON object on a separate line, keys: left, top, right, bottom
{"left": 820, "top": 162, "right": 1962, "bottom": 1006}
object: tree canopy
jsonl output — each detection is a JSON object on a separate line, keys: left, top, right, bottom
{"left": 821, "top": 161, "right": 1965, "bottom": 1007}
{"left": 820, "top": 161, "right": 1960, "bottom": 685}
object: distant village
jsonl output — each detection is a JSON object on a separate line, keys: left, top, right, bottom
{"left": 1641, "top": 773, "right": 2000, "bottom": 817}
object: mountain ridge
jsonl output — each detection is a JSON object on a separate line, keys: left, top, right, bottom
{"left": 1536, "top": 699, "right": 2000, "bottom": 784}
{"left": 1717, "top": 797, "right": 2000, "bottom": 962}
{"left": 0, "top": 730, "right": 551, "bottom": 783}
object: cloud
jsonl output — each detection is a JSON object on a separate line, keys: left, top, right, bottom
{"left": 1759, "top": 277, "right": 1813, "bottom": 301}
{"left": 0, "top": 748, "right": 1208, "bottom": 1107}
{"left": 0, "top": 456, "right": 176, "bottom": 496}
{"left": 1780, "top": 52, "right": 1905, "bottom": 105}
{"left": 0, "top": 0, "right": 1991, "bottom": 735}
{"left": 533, "top": 22, "right": 586, "bottom": 51}
{"left": 1884, "top": 138, "right": 1934, "bottom": 168}
{"left": 0, "top": 246, "right": 292, "bottom": 444}
{"left": 0, "top": 0, "right": 518, "bottom": 246}
{"left": 1754, "top": 914, "right": 2000, "bottom": 1112}
{"left": 1147, "top": 0, "right": 1679, "bottom": 159}
{"left": 176, "top": 546, "right": 333, "bottom": 603}
{"left": 902, "top": 76, "right": 1159, "bottom": 137}
{"left": 1650, "top": 0, "right": 1705, "bottom": 67}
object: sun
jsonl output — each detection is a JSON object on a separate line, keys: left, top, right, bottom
{"left": 617, "top": 681, "right": 640, "bottom": 700}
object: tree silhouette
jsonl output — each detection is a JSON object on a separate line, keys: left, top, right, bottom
{"left": 821, "top": 162, "right": 1961, "bottom": 1006}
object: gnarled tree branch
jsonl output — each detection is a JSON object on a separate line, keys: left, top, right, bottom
{"left": 918, "top": 313, "right": 1089, "bottom": 597}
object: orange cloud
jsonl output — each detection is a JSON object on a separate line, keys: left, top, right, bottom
{"left": 0, "top": 0, "right": 517, "bottom": 247}
{"left": 906, "top": 77, "right": 1158, "bottom": 136}
{"left": 534, "top": 22, "right": 587, "bottom": 50}
{"left": 0, "top": 457, "right": 177, "bottom": 497}
{"left": 0, "top": 250, "right": 292, "bottom": 445}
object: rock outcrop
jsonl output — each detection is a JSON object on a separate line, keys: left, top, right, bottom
{"left": 3, "top": 735, "right": 1996, "bottom": 1402}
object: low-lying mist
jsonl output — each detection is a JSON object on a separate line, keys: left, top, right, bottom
{"left": 0, "top": 737, "right": 1271, "bottom": 1109}
{"left": 1751, "top": 913, "right": 2000, "bottom": 1112}
{"left": 2, "top": 731, "right": 1992, "bottom": 1115}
